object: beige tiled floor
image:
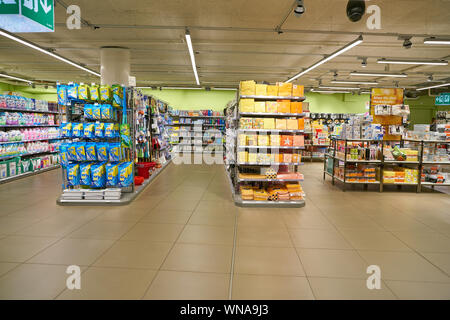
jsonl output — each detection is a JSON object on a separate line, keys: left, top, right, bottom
{"left": 0, "top": 162, "right": 449, "bottom": 299}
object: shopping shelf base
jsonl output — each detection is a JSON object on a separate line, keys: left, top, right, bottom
{"left": 57, "top": 159, "right": 172, "bottom": 206}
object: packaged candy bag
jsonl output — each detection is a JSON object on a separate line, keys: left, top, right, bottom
{"left": 101, "top": 104, "right": 113, "bottom": 120}
{"left": 105, "top": 123, "right": 115, "bottom": 138}
{"left": 67, "top": 143, "right": 78, "bottom": 161}
{"left": 106, "top": 162, "right": 119, "bottom": 187}
{"left": 119, "top": 162, "right": 133, "bottom": 187}
{"left": 58, "top": 143, "right": 69, "bottom": 168}
{"left": 92, "top": 104, "right": 102, "bottom": 120}
{"left": 84, "top": 105, "right": 94, "bottom": 119}
{"left": 108, "top": 143, "right": 121, "bottom": 162}
{"left": 112, "top": 85, "right": 123, "bottom": 107}
{"left": 90, "top": 85, "right": 100, "bottom": 101}
{"left": 60, "top": 123, "right": 73, "bottom": 138}
{"left": 80, "top": 162, "right": 92, "bottom": 186}
{"left": 86, "top": 142, "right": 97, "bottom": 161}
{"left": 67, "top": 83, "right": 79, "bottom": 100}
{"left": 83, "top": 123, "right": 95, "bottom": 138}
{"left": 100, "top": 85, "right": 112, "bottom": 102}
{"left": 96, "top": 143, "right": 109, "bottom": 161}
{"left": 78, "top": 84, "right": 90, "bottom": 101}
{"left": 91, "top": 163, "right": 106, "bottom": 188}
{"left": 95, "top": 122, "right": 105, "bottom": 138}
{"left": 120, "top": 124, "right": 131, "bottom": 148}
{"left": 57, "top": 85, "right": 68, "bottom": 106}
{"left": 67, "top": 163, "right": 80, "bottom": 187}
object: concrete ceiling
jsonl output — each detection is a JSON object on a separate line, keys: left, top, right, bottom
{"left": 0, "top": 0, "right": 450, "bottom": 90}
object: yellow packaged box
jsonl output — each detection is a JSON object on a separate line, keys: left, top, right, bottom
{"left": 292, "top": 84, "right": 304, "bottom": 97}
{"left": 239, "top": 99, "right": 255, "bottom": 113}
{"left": 266, "top": 101, "right": 278, "bottom": 113}
{"left": 298, "top": 119, "right": 305, "bottom": 130}
{"left": 290, "top": 102, "right": 303, "bottom": 114}
{"left": 287, "top": 119, "right": 298, "bottom": 130}
{"left": 283, "top": 153, "right": 293, "bottom": 163}
{"left": 253, "top": 118, "right": 264, "bottom": 129}
{"left": 270, "top": 135, "right": 281, "bottom": 146}
{"left": 255, "top": 84, "right": 268, "bottom": 96}
{"left": 267, "top": 85, "right": 278, "bottom": 96}
{"left": 248, "top": 152, "right": 257, "bottom": 163}
{"left": 238, "top": 151, "right": 248, "bottom": 163}
{"left": 240, "top": 80, "right": 256, "bottom": 96}
{"left": 240, "top": 118, "right": 253, "bottom": 129}
{"left": 254, "top": 101, "right": 266, "bottom": 113}
{"left": 277, "top": 100, "right": 291, "bottom": 113}
{"left": 263, "top": 118, "right": 275, "bottom": 130}
{"left": 278, "top": 82, "right": 293, "bottom": 96}
{"left": 276, "top": 119, "right": 287, "bottom": 130}
{"left": 258, "top": 135, "right": 270, "bottom": 146}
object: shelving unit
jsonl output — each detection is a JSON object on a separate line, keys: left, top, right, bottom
{"left": 227, "top": 85, "right": 307, "bottom": 208}
{"left": 324, "top": 138, "right": 450, "bottom": 192}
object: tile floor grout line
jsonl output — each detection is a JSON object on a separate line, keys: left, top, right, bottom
{"left": 139, "top": 167, "right": 216, "bottom": 300}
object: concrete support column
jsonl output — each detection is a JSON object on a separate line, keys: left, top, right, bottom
{"left": 100, "top": 46, "right": 130, "bottom": 86}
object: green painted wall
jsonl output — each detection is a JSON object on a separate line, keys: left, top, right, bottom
{"left": 306, "top": 92, "right": 369, "bottom": 114}
{"left": 0, "top": 81, "right": 57, "bottom": 101}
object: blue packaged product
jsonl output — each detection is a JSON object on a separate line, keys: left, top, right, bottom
{"left": 106, "top": 162, "right": 119, "bottom": 187}
{"left": 80, "top": 163, "right": 92, "bottom": 186}
{"left": 67, "top": 84, "right": 79, "bottom": 100}
{"left": 91, "top": 163, "right": 106, "bottom": 188}
{"left": 67, "top": 143, "right": 78, "bottom": 161}
{"left": 84, "top": 104, "right": 93, "bottom": 119}
{"left": 58, "top": 143, "right": 69, "bottom": 167}
{"left": 73, "top": 123, "right": 84, "bottom": 137}
{"left": 60, "top": 123, "right": 72, "bottom": 138}
{"left": 67, "top": 163, "right": 80, "bottom": 187}
{"left": 108, "top": 143, "right": 121, "bottom": 162}
{"left": 92, "top": 104, "right": 102, "bottom": 120}
{"left": 75, "top": 142, "right": 87, "bottom": 161}
{"left": 112, "top": 85, "right": 123, "bottom": 107}
{"left": 86, "top": 142, "right": 97, "bottom": 161}
{"left": 119, "top": 162, "right": 133, "bottom": 187}
{"left": 95, "top": 122, "right": 105, "bottom": 138}
{"left": 96, "top": 143, "right": 109, "bottom": 161}
{"left": 101, "top": 104, "right": 113, "bottom": 120}
{"left": 105, "top": 123, "right": 115, "bottom": 138}
{"left": 83, "top": 123, "right": 95, "bottom": 138}
{"left": 57, "top": 85, "right": 68, "bottom": 106}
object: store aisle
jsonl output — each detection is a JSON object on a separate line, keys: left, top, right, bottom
{"left": 0, "top": 163, "right": 449, "bottom": 300}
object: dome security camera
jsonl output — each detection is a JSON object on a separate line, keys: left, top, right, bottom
{"left": 346, "top": 0, "right": 366, "bottom": 22}
{"left": 294, "top": 0, "right": 305, "bottom": 17}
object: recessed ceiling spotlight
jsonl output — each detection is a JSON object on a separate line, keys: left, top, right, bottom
{"left": 294, "top": 0, "right": 305, "bottom": 17}
{"left": 401, "top": 36, "right": 413, "bottom": 49}
{"left": 361, "top": 57, "right": 367, "bottom": 68}
{"left": 427, "top": 75, "right": 434, "bottom": 82}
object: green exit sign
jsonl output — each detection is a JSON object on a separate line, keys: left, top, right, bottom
{"left": 0, "top": 0, "right": 54, "bottom": 32}
{"left": 435, "top": 93, "right": 450, "bottom": 106}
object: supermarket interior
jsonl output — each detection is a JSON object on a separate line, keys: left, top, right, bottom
{"left": 0, "top": 0, "right": 449, "bottom": 302}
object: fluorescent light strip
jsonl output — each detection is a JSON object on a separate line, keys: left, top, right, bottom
{"left": 311, "top": 89, "right": 351, "bottom": 94}
{"left": 378, "top": 58, "right": 448, "bottom": 66}
{"left": 331, "top": 80, "right": 378, "bottom": 85}
{"left": 287, "top": 36, "right": 363, "bottom": 83}
{"left": 350, "top": 72, "right": 407, "bottom": 78}
{"left": 0, "top": 73, "right": 33, "bottom": 83}
{"left": 416, "top": 82, "right": 450, "bottom": 91}
{"left": 319, "top": 86, "right": 360, "bottom": 90}
{"left": 424, "top": 38, "right": 450, "bottom": 45}
{"left": 162, "top": 86, "right": 203, "bottom": 90}
{"left": 185, "top": 32, "right": 200, "bottom": 86}
{"left": 0, "top": 29, "right": 100, "bottom": 77}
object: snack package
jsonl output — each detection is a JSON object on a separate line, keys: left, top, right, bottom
{"left": 101, "top": 104, "right": 113, "bottom": 120}
{"left": 84, "top": 104, "right": 94, "bottom": 119}
{"left": 298, "top": 118, "right": 305, "bottom": 130}
{"left": 290, "top": 102, "right": 303, "bottom": 114}
{"left": 72, "top": 123, "right": 84, "bottom": 138}
{"left": 253, "top": 118, "right": 264, "bottom": 129}
{"left": 281, "top": 135, "right": 293, "bottom": 147}
{"left": 83, "top": 123, "right": 95, "bottom": 138}
{"left": 287, "top": 119, "right": 298, "bottom": 130}
{"left": 120, "top": 124, "right": 131, "bottom": 148}
{"left": 276, "top": 119, "right": 287, "bottom": 130}
{"left": 90, "top": 85, "right": 100, "bottom": 101}
{"left": 57, "top": 85, "right": 68, "bottom": 106}
{"left": 86, "top": 142, "right": 97, "bottom": 161}
{"left": 239, "top": 118, "right": 253, "bottom": 129}
{"left": 106, "top": 162, "right": 119, "bottom": 187}
{"left": 247, "top": 133, "right": 258, "bottom": 146}
{"left": 78, "top": 84, "right": 90, "bottom": 101}
{"left": 240, "top": 80, "right": 256, "bottom": 96}
{"left": 80, "top": 162, "right": 92, "bottom": 186}
{"left": 67, "top": 143, "right": 78, "bottom": 161}
{"left": 266, "top": 101, "right": 278, "bottom": 113}
{"left": 239, "top": 99, "right": 255, "bottom": 113}
{"left": 267, "top": 85, "right": 278, "bottom": 96}
{"left": 254, "top": 101, "right": 266, "bottom": 113}
{"left": 67, "top": 83, "right": 79, "bottom": 100}
{"left": 58, "top": 143, "right": 69, "bottom": 167}
{"left": 96, "top": 143, "right": 109, "bottom": 161}
{"left": 112, "top": 85, "right": 124, "bottom": 107}
{"left": 95, "top": 122, "right": 105, "bottom": 138}
{"left": 118, "top": 162, "right": 133, "bottom": 187}
{"left": 270, "top": 135, "right": 281, "bottom": 146}
{"left": 60, "top": 122, "right": 73, "bottom": 138}
{"left": 108, "top": 142, "right": 121, "bottom": 162}
{"left": 100, "top": 85, "right": 112, "bottom": 102}
{"left": 292, "top": 84, "right": 304, "bottom": 97}
{"left": 92, "top": 104, "right": 102, "bottom": 120}
{"left": 67, "top": 163, "right": 80, "bottom": 187}
{"left": 263, "top": 118, "right": 275, "bottom": 130}
{"left": 278, "top": 82, "right": 293, "bottom": 97}
{"left": 277, "top": 100, "right": 291, "bottom": 113}
{"left": 105, "top": 123, "right": 115, "bottom": 138}
{"left": 91, "top": 163, "right": 106, "bottom": 188}
{"left": 255, "top": 84, "right": 267, "bottom": 96}
{"left": 75, "top": 142, "right": 87, "bottom": 161}
{"left": 293, "top": 135, "right": 304, "bottom": 147}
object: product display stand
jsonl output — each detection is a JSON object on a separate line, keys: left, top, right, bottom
{"left": 324, "top": 137, "right": 450, "bottom": 193}
{"left": 227, "top": 82, "right": 307, "bottom": 208}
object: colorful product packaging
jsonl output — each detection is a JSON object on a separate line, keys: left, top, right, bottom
{"left": 90, "top": 85, "right": 100, "bottom": 101}
{"left": 239, "top": 99, "right": 255, "bottom": 113}
{"left": 100, "top": 85, "right": 112, "bottom": 102}
{"left": 67, "top": 163, "right": 80, "bottom": 187}
{"left": 101, "top": 104, "right": 113, "bottom": 120}
{"left": 96, "top": 143, "right": 109, "bottom": 161}
{"left": 67, "top": 83, "right": 79, "bottom": 100}
{"left": 57, "top": 85, "right": 68, "bottom": 106}
{"left": 105, "top": 123, "right": 116, "bottom": 138}
{"left": 95, "top": 122, "right": 105, "bottom": 138}
{"left": 266, "top": 101, "right": 278, "bottom": 113}
{"left": 240, "top": 80, "right": 256, "bottom": 96}
{"left": 86, "top": 142, "right": 97, "bottom": 161}
{"left": 73, "top": 123, "right": 84, "bottom": 138}
{"left": 112, "top": 85, "right": 124, "bottom": 107}
{"left": 91, "top": 163, "right": 106, "bottom": 188}
{"left": 92, "top": 104, "right": 102, "bottom": 120}
{"left": 75, "top": 142, "right": 87, "bottom": 161}
{"left": 67, "top": 144, "right": 77, "bottom": 161}
{"left": 108, "top": 143, "right": 121, "bottom": 162}
{"left": 80, "top": 162, "right": 92, "bottom": 186}
{"left": 60, "top": 123, "right": 72, "bottom": 138}
{"left": 106, "top": 162, "right": 119, "bottom": 187}
{"left": 118, "top": 162, "right": 133, "bottom": 187}
{"left": 78, "top": 84, "right": 90, "bottom": 101}
{"left": 84, "top": 105, "right": 94, "bottom": 119}
{"left": 83, "top": 123, "right": 95, "bottom": 138}
{"left": 255, "top": 84, "right": 267, "bottom": 96}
